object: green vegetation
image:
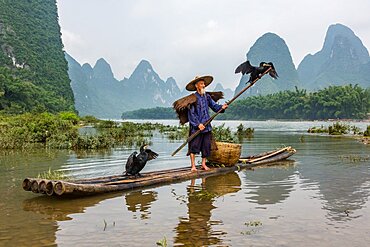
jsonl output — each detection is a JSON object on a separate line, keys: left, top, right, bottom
{"left": 339, "top": 155, "right": 370, "bottom": 163}
{"left": 156, "top": 236, "right": 168, "bottom": 247}
{"left": 307, "top": 122, "right": 365, "bottom": 135}
{"left": 0, "top": 112, "right": 153, "bottom": 149}
{"left": 37, "top": 168, "right": 67, "bottom": 180}
{"left": 228, "top": 85, "right": 369, "bottom": 119}
{"left": 236, "top": 124, "right": 254, "bottom": 138}
{"left": 0, "top": 0, "right": 75, "bottom": 114}
{"left": 364, "top": 125, "right": 370, "bottom": 137}
{"left": 126, "top": 85, "right": 369, "bottom": 120}
{"left": 221, "top": 85, "right": 369, "bottom": 120}
{"left": 241, "top": 220, "right": 263, "bottom": 235}
{"left": 212, "top": 124, "right": 238, "bottom": 143}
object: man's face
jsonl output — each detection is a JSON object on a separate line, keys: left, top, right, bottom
{"left": 195, "top": 80, "right": 205, "bottom": 94}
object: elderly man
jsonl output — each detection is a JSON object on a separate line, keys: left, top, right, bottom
{"left": 184, "top": 75, "right": 228, "bottom": 172}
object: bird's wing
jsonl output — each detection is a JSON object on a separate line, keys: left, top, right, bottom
{"left": 269, "top": 70, "right": 279, "bottom": 79}
{"left": 145, "top": 149, "right": 159, "bottom": 161}
{"left": 266, "top": 62, "right": 278, "bottom": 79}
{"left": 207, "top": 91, "right": 224, "bottom": 102}
{"left": 125, "top": 151, "right": 137, "bottom": 173}
{"left": 235, "top": 61, "right": 253, "bottom": 75}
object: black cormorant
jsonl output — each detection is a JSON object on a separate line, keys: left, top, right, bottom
{"left": 124, "top": 144, "right": 158, "bottom": 177}
{"left": 235, "top": 61, "right": 278, "bottom": 83}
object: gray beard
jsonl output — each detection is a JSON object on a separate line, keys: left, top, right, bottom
{"left": 199, "top": 88, "right": 206, "bottom": 95}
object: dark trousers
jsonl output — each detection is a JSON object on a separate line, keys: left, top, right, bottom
{"left": 187, "top": 131, "right": 212, "bottom": 158}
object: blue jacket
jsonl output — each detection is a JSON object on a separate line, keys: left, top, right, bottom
{"left": 188, "top": 92, "right": 222, "bottom": 134}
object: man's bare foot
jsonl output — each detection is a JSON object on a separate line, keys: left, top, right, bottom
{"left": 191, "top": 167, "right": 197, "bottom": 172}
{"left": 201, "top": 165, "right": 210, "bottom": 171}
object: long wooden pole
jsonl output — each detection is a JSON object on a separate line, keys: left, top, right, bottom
{"left": 171, "top": 67, "right": 272, "bottom": 156}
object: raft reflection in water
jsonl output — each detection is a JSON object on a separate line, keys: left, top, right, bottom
{"left": 124, "top": 190, "right": 158, "bottom": 220}
{"left": 174, "top": 172, "right": 241, "bottom": 246}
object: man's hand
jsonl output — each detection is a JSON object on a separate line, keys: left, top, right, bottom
{"left": 198, "top": 123, "right": 205, "bottom": 131}
{"left": 222, "top": 103, "right": 228, "bottom": 110}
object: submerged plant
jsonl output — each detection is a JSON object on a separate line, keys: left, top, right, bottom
{"left": 37, "top": 168, "right": 67, "bottom": 180}
{"left": 364, "top": 125, "right": 370, "bottom": 137}
{"left": 156, "top": 236, "right": 167, "bottom": 247}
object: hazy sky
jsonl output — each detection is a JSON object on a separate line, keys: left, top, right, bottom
{"left": 57, "top": 0, "right": 370, "bottom": 90}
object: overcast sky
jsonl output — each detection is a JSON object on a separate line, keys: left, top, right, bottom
{"left": 56, "top": 0, "right": 370, "bottom": 90}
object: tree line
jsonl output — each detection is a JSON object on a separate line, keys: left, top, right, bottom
{"left": 122, "top": 85, "right": 370, "bottom": 120}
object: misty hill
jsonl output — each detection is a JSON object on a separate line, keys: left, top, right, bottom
{"left": 66, "top": 55, "right": 183, "bottom": 118}
{"left": 234, "top": 33, "right": 301, "bottom": 98}
{"left": 0, "top": 0, "right": 74, "bottom": 113}
{"left": 212, "top": 83, "right": 234, "bottom": 103}
{"left": 297, "top": 23, "right": 370, "bottom": 90}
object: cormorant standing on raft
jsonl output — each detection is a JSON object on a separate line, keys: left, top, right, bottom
{"left": 124, "top": 144, "right": 158, "bottom": 177}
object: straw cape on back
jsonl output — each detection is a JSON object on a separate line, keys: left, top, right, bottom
{"left": 172, "top": 91, "right": 224, "bottom": 125}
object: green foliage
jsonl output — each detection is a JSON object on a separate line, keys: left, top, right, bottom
{"left": 212, "top": 124, "right": 238, "bottom": 143}
{"left": 156, "top": 236, "right": 168, "bottom": 247}
{"left": 328, "top": 122, "right": 349, "bottom": 135}
{"left": 0, "top": 0, "right": 75, "bottom": 114}
{"left": 364, "top": 126, "right": 370, "bottom": 137}
{"left": 79, "top": 115, "right": 100, "bottom": 124}
{"left": 308, "top": 122, "right": 366, "bottom": 136}
{"left": 236, "top": 124, "right": 254, "bottom": 137}
{"left": 307, "top": 125, "right": 328, "bottom": 133}
{"left": 0, "top": 113, "right": 153, "bottom": 149}
{"left": 58, "top": 111, "right": 79, "bottom": 124}
{"left": 37, "top": 168, "right": 67, "bottom": 180}
{"left": 220, "top": 85, "right": 369, "bottom": 120}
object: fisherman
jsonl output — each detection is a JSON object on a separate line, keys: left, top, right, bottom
{"left": 173, "top": 76, "right": 228, "bottom": 172}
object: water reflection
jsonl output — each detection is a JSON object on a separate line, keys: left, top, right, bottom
{"left": 124, "top": 190, "right": 158, "bottom": 219}
{"left": 244, "top": 161, "right": 297, "bottom": 205}
{"left": 22, "top": 192, "right": 124, "bottom": 221}
{"left": 174, "top": 172, "right": 241, "bottom": 246}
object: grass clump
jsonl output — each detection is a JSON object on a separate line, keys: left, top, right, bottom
{"left": 37, "top": 168, "right": 67, "bottom": 180}
{"left": 364, "top": 125, "right": 370, "bottom": 137}
{"left": 308, "top": 122, "right": 367, "bottom": 136}
{"left": 156, "top": 236, "right": 167, "bottom": 247}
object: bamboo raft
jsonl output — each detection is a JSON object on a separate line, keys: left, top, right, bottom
{"left": 22, "top": 146, "right": 296, "bottom": 197}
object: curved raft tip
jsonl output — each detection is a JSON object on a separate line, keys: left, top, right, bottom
{"left": 22, "top": 178, "right": 32, "bottom": 191}
{"left": 54, "top": 181, "right": 65, "bottom": 196}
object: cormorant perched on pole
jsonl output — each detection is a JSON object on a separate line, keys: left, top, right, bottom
{"left": 235, "top": 61, "right": 278, "bottom": 83}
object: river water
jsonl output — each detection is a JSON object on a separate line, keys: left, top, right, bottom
{"left": 0, "top": 120, "right": 369, "bottom": 246}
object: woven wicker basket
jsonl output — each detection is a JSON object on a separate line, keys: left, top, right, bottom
{"left": 207, "top": 142, "right": 242, "bottom": 166}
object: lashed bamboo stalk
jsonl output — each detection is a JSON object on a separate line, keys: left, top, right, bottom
{"left": 38, "top": 180, "right": 48, "bottom": 194}
{"left": 31, "top": 179, "right": 41, "bottom": 193}
{"left": 45, "top": 181, "right": 55, "bottom": 196}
